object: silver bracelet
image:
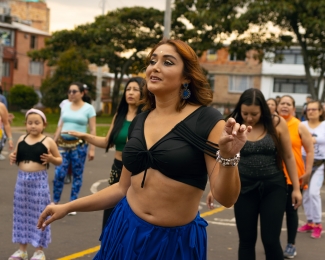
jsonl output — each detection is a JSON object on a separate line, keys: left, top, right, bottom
{"left": 216, "top": 150, "right": 240, "bottom": 167}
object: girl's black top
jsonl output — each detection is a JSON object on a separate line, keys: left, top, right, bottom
{"left": 16, "top": 135, "right": 48, "bottom": 166}
{"left": 122, "top": 106, "right": 223, "bottom": 190}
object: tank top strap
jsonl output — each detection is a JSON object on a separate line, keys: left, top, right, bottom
{"left": 23, "top": 134, "right": 29, "bottom": 140}
{"left": 40, "top": 136, "right": 47, "bottom": 142}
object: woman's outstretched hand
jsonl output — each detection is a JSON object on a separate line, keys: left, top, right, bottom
{"left": 37, "top": 204, "right": 69, "bottom": 231}
{"left": 218, "top": 118, "right": 252, "bottom": 158}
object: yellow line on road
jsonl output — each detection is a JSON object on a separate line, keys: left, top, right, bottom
{"left": 55, "top": 208, "right": 224, "bottom": 259}
{"left": 56, "top": 245, "right": 100, "bottom": 260}
{"left": 200, "top": 206, "right": 226, "bottom": 217}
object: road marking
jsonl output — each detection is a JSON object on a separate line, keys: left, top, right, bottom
{"left": 200, "top": 206, "right": 225, "bottom": 217}
{"left": 90, "top": 179, "right": 108, "bottom": 194}
{"left": 56, "top": 246, "right": 100, "bottom": 260}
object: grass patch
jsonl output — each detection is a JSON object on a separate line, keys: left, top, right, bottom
{"left": 11, "top": 111, "right": 112, "bottom": 135}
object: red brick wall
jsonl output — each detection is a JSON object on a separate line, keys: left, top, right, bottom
{"left": 10, "top": 0, "right": 50, "bottom": 32}
{"left": 13, "top": 30, "right": 50, "bottom": 90}
{"left": 199, "top": 48, "right": 262, "bottom": 106}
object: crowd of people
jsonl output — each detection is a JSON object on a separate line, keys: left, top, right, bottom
{"left": 1, "top": 39, "right": 324, "bottom": 260}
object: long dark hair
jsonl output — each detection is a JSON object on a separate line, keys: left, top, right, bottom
{"left": 106, "top": 77, "right": 145, "bottom": 151}
{"left": 227, "top": 88, "right": 283, "bottom": 168}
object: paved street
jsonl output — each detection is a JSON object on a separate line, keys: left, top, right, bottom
{"left": 1, "top": 132, "right": 324, "bottom": 259}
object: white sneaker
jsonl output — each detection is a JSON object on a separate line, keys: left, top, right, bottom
{"left": 30, "top": 250, "right": 46, "bottom": 260}
{"left": 68, "top": 211, "right": 77, "bottom": 216}
{"left": 0, "top": 154, "right": 5, "bottom": 160}
{"left": 8, "top": 249, "right": 28, "bottom": 260}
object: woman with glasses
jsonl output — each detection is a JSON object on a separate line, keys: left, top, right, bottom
{"left": 67, "top": 77, "right": 145, "bottom": 229}
{"left": 52, "top": 82, "right": 96, "bottom": 212}
{"left": 277, "top": 95, "right": 314, "bottom": 258}
{"left": 298, "top": 101, "right": 325, "bottom": 239}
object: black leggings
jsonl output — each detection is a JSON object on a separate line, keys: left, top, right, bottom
{"left": 234, "top": 182, "right": 287, "bottom": 260}
{"left": 102, "top": 159, "right": 123, "bottom": 231}
{"left": 285, "top": 185, "right": 300, "bottom": 244}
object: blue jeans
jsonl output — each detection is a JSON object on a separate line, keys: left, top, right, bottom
{"left": 53, "top": 144, "right": 88, "bottom": 203}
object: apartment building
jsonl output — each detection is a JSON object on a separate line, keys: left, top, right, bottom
{"left": 0, "top": 21, "right": 50, "bottom": 92}
{"left": 199, "top": 47, "right": 321, "bottom": 112}
{"left": 199, "top": 47, "right": 262, "bottom": 114}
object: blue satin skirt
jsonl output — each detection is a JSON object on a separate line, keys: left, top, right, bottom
{"left": 94, "top": 197, "right": 208, "bottom": 260}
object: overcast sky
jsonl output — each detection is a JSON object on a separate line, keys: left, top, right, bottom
{"left": 47, "top": 0, "right": 166, "bottom": 32}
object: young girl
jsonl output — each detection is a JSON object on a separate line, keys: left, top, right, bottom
{"left": 9, "top": 109, "right": 62, "bottom": 260}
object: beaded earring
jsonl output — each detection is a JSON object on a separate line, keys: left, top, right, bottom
{"left": 180, "top": 82, "right": 191, "bottom": 99}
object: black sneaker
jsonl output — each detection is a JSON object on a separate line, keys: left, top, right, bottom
{"left": 64, "top": 174, "right": 71, "bottom": 184}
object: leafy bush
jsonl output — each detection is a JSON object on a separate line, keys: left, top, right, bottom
{"left": 9, "top": 84, "right": 39, "bottom": 109}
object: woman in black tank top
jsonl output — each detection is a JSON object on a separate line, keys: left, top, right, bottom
{"left": 207, "top": 89, "right": 302, "bottom": 260}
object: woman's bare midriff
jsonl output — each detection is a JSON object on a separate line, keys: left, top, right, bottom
{"left": 18, "top": 161, "right": 47, "bottom": 172}
{"left": 126, "top": 169, "right": 204, "bottom": 227}
{"left": 114, "top": 150, "right": 122, "bottom": 161}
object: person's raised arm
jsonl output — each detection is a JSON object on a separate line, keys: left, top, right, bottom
{"left": 299, "top": 123, "right": 314, "bottom": 187}
{"left": 206, "top": 118, "right": 251, "bottom": 208}
{"left": 277, "top": 117, "right": 302, "bottom": 209}
{"left": 68, "top": 114, "right": 117, "bottom": 149}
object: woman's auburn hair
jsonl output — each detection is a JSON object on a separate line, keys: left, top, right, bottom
{"left": 140, "top": 39, "right": 213, "bottom": 111}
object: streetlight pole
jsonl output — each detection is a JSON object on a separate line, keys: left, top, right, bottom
{"left": 94, "top": 0, "right": 106, "bottom": 113}
{"left": 163, "top": 0, "right": 172, "bottom": 39}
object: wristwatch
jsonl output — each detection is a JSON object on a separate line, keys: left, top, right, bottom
{"left": 216, "top": 150, "right": 240, "bottom": 166}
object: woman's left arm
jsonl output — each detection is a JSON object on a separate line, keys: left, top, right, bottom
{"left": 299, "top": 123, "right": 314, "bottom": 187}
{"left": 206, "top": 118, "right": 251, "bottom": 208}
{"left": 88, "top": 116, "right": 96, "bottom": 161}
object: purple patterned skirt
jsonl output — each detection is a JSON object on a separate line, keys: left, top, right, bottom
{"left": 12, "top": 170, "right": 51, "bottom": 248}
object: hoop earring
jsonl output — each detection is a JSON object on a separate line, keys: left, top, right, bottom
{"left": 180, "top": 83, "right": 191, "bottom": 99}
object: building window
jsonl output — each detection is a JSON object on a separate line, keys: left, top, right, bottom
{"left": 274, "top": 49, "right": 304, "bottom": 64}
{"left": 0, "top": 28, "right": 14, "bottom": 46}
{"left": 30, "top": 35, "right": 37, "bottom": 49}
{"left": 208, "top": 74, "right": 215, "bottom": 90}
{"left": 29, "top": 61, "right": 43, "bottom": 75}
{"left": 229, "top": 75, "right": 252, "bottom": 92}
{"left": 207, "top": 49, "right": 217, "bottom": 61}
{"left": 2, "top": 61, "right": 10, "bottom": 77}
{"left": 273, "top": 78, "right": 309, "bottom": 93}
{"left": 229, "top": 52, "right": 246, "bottom": 61}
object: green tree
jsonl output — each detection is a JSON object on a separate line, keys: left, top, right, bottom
{"left": 174, "top": 0, "right": 325, "bottom": 101}
{"left": 40, "top": 48, "right": 95, "bottom": 108}
{"left": 29, "top": 7, "right": 170, "bottom": 114}
{"left": 9, "top": 84, "right": 39, "bottom": 109}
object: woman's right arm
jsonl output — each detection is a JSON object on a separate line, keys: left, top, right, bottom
{"left": 68, "top": 114, "right": 117, "bottom": 149}
{"left": 9, "top": 135, "right": 24, "bottom": 165}
{"left": 38, "top": 165, "right": 131, "bottom": 230}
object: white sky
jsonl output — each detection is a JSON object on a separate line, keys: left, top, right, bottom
{"left": 46, "top": 0, "right": 166, "bottom": 32}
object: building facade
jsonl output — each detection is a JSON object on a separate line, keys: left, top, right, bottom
{"left": 0, "top": 21, "right": 50, "bottom": 93}
{"left": 200, "top": 47, "right": 322, "bottom": 113}
{"left": 9, "top": 0, "right": 50, "bottom": 32}
{"left": 199, "top": 47, "right": 262, "bottom": 114}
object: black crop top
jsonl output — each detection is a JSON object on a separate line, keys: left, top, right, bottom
{"left": 16, "top": 135, "right": 48, "bottom": 166}
{"left": 122, "top": 106, "right": 224, "bottom": 190}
